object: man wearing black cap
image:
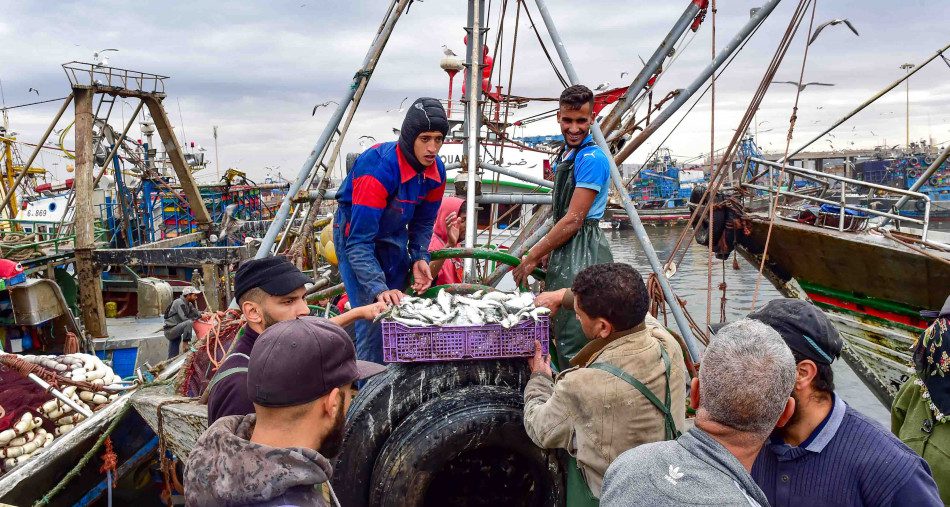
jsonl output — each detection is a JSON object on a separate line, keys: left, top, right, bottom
{"left": 185, "top": 317, "right": 386, "bottom": 506}
{"left": 334, "top": 98, "right": 449, "bottom": 363}
{"left": 723, "top": 299, "right": 942, "bottom": 506}
{"left": 206, "top": 256, "right": 385, "bottom": 424}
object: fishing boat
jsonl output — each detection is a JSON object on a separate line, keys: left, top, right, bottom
{"left": 720, "top": 150, "right": 950, "bottom": 407}
{"left": 623, "top": 148, "right": 706, "bottom": 226}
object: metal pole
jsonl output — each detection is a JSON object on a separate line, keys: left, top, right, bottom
{"left": 600, "top": 0, "right": 704, "bottom": 134}
{"left": 532, "top": 0, "right": 705, "bottom": 361}
{"left": 0, "top": 94, "right": 74, "bottom": 213}
{"left": 253, "top": 0, "right": 410, "bottom": 260}
{"left": 785, "top": 43, "right": 949, "bottom": 161}
{"left": 478, "top": 160, "right": 553, "bottom": 188}
{"left": 475, "top": 193, "right": 553, "bottom": 205}
{"left": 462, "top": 0, "right": 485, "bottom": 279}
{"left": 901, "top": 63, "right": 914, "bottom": 148}
{"left": 612, "top": 0, "right": 782, "bottom": 166}
{"left": 880, "top": 142, "right": 950, "bottom": 228}
{"left": 27, "top": 373, "right": 93, "bottom": 418}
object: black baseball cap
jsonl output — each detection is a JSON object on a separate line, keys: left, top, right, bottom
{"left": 920, "top": 295, "right": 950, "bottom": 320}
{"left": 711, "top": 299, "right": 842, "bottom": 365}
{"left": 248, "top": 317, "right": 386, "bottom": 407}
{"left": 234, "top": 256, "right": 311, "bottom": 302}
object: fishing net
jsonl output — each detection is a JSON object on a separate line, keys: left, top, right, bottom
{"left": 175, "top": 309, "right": 245, "bottom": 398}
{"left": 0, "top": 366, "right": 54, "bottom": 434}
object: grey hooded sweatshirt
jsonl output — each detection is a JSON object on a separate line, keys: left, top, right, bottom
{"left": 184, "top": 414, "right": 339, "bottom": 507}
{"left": 601, "top": 427, "right": 769, "bottom": 507}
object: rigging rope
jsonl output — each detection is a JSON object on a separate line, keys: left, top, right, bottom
{"left": 518, "top": 0, "right": 569, "bottom": 87}
{"left": 749, "top": 0, "right": 819, "bottom": 310}
{"left": 661, "top": 0, "right": 815, "bottom": 283}
{"left": 706, "top": 0, "right": 717, "bottom": 335}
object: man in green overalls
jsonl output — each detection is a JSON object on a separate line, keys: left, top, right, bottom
{"left": 513, "top": 84, "right": 613, "bottom": 370}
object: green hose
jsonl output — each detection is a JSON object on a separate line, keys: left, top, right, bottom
{"left": 430, "top": 247, "right": 546, "bottom": 280}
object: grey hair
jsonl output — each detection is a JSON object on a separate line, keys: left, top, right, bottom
{"left": 700, "top": 319, "right": 797, "bottom": 436}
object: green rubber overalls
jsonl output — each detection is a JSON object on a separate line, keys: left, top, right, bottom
{"left": 547, "top": 141, "right": 613, "bottom": 370}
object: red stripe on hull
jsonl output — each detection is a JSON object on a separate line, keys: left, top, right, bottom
{"left": 807, "top": 292, "right": 928, "bottom": 330}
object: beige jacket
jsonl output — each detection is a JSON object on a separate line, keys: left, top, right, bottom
{"left": 523, "top": 314, "right": 687, "bottom": 497}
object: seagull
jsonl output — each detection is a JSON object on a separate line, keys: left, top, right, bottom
{"left": 620, "top": 71, "right": 629, "bottom": 79}
{"left": 311, "top": 100, "right": 338, "bottom": 116}
{"left": 28, "top": 88, "right": 39, "bottom": 96}
{"left": 771, "top": 81, "right": 835, "bottom": 91}
{"left": 870, "top": 130, "right": 877, "bottom": 136}
{"left": 816, "top": 106, "right": 823, "bottom": 110}
{"left": 594, "top": 82, "right": 610, "bottom": 91}
{"left": 93, "top": 48, "right": 118, "bottom": 67}
{"left": 387, "top": 97, "right": 409, "bottom": 113}
{"left": 808, "top": 19, "right": 860, "bottom": 45}
{"left": 358, "top": 135, "right": 376, "bottom": 147}
{"left": 442, "top": 45, "right": 457, "bottom": 57}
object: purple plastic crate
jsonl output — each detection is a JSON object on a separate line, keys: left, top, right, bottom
{"left": 382, "top": 315, "right": 550, "bottom": 363}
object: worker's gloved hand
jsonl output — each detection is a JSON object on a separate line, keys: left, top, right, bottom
{"left": 377, "top": 289, "right": 406, "bottom": 306}
{"left": 410, "top": 260, "right": 433, "bottom": 293}
{"left": 359, "top": 301, "right": 390, "bottom": 321}
{"left": 527, "top": 340, "right": 553, "bottom": 378}
{"left": 534, "top": 288, "right": 568, "bottom": 315}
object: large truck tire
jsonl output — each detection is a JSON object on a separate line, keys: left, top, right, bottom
{"left": 334, "top": 360, "right": 531, "bottom": 507}
{"left": 368, "top": 385, "right": 564, "bottom": 507}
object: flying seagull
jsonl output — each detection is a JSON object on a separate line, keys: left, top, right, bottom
{"left": 312, "top": 100, "right": 338, "bottom": 116}
{"left": 28, "top": 88, "right": 39, "bottom": 96}
{"left": 771, "top": 81, "right": 835, "bottom": 91}
{"left": 808, "top": 19, "right": 860, "bottom": 45}
{"left": 620, "top": 71, "right": 629, "bottom": 79}
{"left": 392, "top": 127, "right": 401, "bottom": 136}
{"left": 358, "top": 135, "right": 377, "bottom": 147}
{"left": 594, "top": 82, "right": 610, "bottom": 91}
{"left": 93, "top": 48, "right": 118, "bottom": 67}
{"left": 387, "top": 97, "right": 409, "bottom": 113}
{"left": 442, "top": 45, "right": 457, "bottom": 57}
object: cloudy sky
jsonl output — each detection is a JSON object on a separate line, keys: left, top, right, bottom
{"left": 1, "top": 0, "right": 948, "bottom": 184}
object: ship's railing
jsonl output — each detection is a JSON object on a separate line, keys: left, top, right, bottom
{"left": 62, "top": 62, "right": 168, "bottom": 95}
{"left": 741, "top": 157, "right": 933, "bottom": 242}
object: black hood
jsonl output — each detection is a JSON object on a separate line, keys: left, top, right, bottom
{"left": 398, "top": 97, "right": 449, "bottom": 172}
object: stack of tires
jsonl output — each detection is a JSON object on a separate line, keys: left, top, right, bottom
{"left": 334, "top": 360, "right": 565, "bottom": 506}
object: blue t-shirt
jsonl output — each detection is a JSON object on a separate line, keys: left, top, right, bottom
{"left": 559, "top": 134, "right": 610, "bottom": 219}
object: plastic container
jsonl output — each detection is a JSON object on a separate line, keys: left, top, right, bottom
{"left": 382, "top": 316, "right": 549, "bottom": 363}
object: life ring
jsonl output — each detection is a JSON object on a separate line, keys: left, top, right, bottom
{"left": 924, "top": 156, "right": 935, "bottom": 165}
{"left": 910, "top": 157, "right": 920, "bottom": 166}
{"left": 930, "top": 177, "right": 939, "bottom": 186}
{"left": 909, "top": 170, "right": 921, "bottom": 179}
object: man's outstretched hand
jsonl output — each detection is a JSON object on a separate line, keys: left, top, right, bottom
{"left": 411, "top": 260, "right": 434, "bottom": 293}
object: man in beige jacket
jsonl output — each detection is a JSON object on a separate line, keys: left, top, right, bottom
{"left": 525, "top": 262, "right": 687, "bottom": 503}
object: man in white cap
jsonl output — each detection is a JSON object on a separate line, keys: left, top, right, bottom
{"left": 163, "top": 286, "right": 203, "bottom": 358}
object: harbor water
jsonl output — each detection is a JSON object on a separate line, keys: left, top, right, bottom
{"left": 604, "top": 225, "right": 892, "bottom": 426}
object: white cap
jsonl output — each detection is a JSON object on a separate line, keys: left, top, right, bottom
{"left": 182, "top": 286, "right": 201, "bottom": 296}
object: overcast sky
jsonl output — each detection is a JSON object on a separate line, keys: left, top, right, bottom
{"left": 2, "top": 0, "right": 948, "bottom": 183}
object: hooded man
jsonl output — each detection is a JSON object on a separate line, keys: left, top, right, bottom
{"left": 163, "top": 286, "right": 203, "bottom": 359}
{"left": 185, "top": 317, "right": 386, "bottom": 506}
{"left": 334, "top": 97, "right": 449, "bottom": 363}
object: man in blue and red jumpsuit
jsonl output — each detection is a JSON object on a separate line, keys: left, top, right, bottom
{"left": 334, "top": 97, "right": 449, "bottom": 363}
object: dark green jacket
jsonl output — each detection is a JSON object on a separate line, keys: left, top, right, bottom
{"left": 892, "top": 377, "right": 950, "bottom": 504}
